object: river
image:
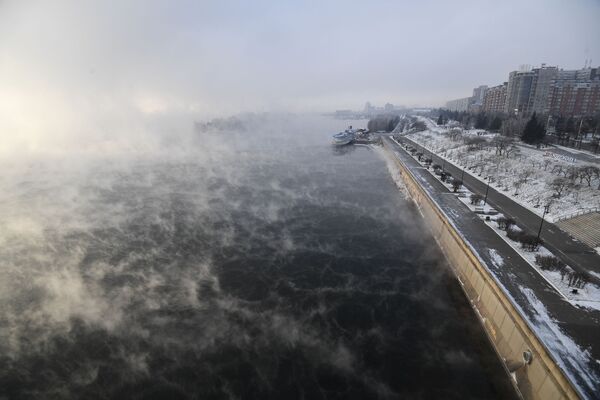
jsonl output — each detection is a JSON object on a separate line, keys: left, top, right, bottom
{"left": 0, "top": 114, "right": 516, "bottom": 399}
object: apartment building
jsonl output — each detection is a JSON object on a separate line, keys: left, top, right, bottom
{"left": 545, "top": 67, "right": 600, "bottom": 117}
{"left": 482, "top": 83, "right": 507, "bottom": 113}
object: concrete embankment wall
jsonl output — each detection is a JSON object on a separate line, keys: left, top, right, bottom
{"left": 382, "top": 139, "right": 580, "bottom": 400}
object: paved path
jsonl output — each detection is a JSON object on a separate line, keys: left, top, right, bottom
{"left": 396, "top": 135, "right": 600, "bottom": 284}
{"left": 383, "top": 136, "right": 600, "bottom": 398}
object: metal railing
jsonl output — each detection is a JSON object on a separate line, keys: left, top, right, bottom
{"left": 554, "top": 207, "right": 600, "bottom": 222}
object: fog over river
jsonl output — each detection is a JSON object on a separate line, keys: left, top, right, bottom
{"left": 0, "top": 115, "right": 516, "bottom": 399}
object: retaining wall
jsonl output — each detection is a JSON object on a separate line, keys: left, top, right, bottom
{"left": 382, "top": 139, "right": 580, "bottom": 400}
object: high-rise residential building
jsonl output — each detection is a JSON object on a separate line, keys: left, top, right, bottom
{"left": 471, "top": 85, "right": 488, "bottom": 106}
{"left": 529, "top": 65, "right": 559, "bottom": 114}
{"left": 545, "top": 67, "right": 600, "bottom": 117}
{"left": 504, "top": 65, "right": 558, "bottom": 116}
{"left": 505, "top": 69, "right": 535, "bottom": 114}
{"left": 482, "top": 83, "right": 507, "bottom": 113}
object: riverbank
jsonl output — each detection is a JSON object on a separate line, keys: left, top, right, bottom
{"left": 381, "top": 136, "right": 600, "bottom": 400}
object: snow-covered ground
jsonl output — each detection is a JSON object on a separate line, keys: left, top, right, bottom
{"left": 482, "top": 214, "right": 600, "bottom": 310}
{"left": 396, "top": 135, "right": 600, "bottom": 310}
{"left": 404, "top": 117, "right": 600, "bottom": 222}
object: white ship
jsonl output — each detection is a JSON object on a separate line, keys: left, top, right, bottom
{"left": 331, "top": 126, "right": 356, "bottom": 145}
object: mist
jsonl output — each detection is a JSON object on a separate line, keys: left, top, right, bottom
{"left": 1, "top": 1, "right": 599, "bottom": 157}
{"left": 0, "top": 110, "right": 520, "bottom": 398}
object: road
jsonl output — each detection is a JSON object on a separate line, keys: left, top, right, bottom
{"left": 395, "top": 135, "right": 600, "bottom": 283}
{"left": 544, "top": 144, "right": 600, "bottom": 165}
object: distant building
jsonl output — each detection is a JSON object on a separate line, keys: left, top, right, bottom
{"left": 334, "top": 109, "right": 353, "bottom": 117}
{"left": 545, "top": 67, "right": 600, "bottom": 117}
{"left": 502, "top": 64, "right": 600, "bottom": 117}
{"left": 447, "top": 64, "right": 600, "bottom": 119}
{"left": 445, "top": 97, "right": 472, "bottom": 112}
{"left": 529, "top": 65, "right": 559, "bottom": 115}
{"left": 471, "top": 85, "right": 488, "bottom": 106}
{"left": 362, "top": 101, "right": 405, "bottom": 115}
{"left": 505, "top": 69, "right": 535, "bottom": 115}
{"left": 482, "top": 83, "right": 507, "bottom": 114}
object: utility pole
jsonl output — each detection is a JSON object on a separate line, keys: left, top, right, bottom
{"left": 483, "top": 177, "right": 491, "bottom": 206}
{"left": 577, "top": 118, "right": 584, "bottom": 149}
{"left": 537, "top": 204, "right": 551, "bottom": 241}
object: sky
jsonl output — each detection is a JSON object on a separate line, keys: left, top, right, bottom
{"left": 0, "top": 0, "right": 599, "bottom": 152}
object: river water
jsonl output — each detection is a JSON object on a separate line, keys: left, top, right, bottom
{"left": 0, "top": 114, "right": 516, "bottom": 399}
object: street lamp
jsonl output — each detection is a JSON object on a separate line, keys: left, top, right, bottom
{"left": 537, "top": 203, "right": 551, "bottom": 241}
{"left": 483, "top": 176, "right": 491, "bottom": 206}
{"left": 461, "top": 166, "right": 465, "bottom": 182}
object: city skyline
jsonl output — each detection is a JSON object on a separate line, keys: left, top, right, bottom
{"left": 445, "top": 63, "right": 600, "bottom": 118}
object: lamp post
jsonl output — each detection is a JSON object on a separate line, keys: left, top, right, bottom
{"left": 461, "top": 166, "right": 465, "bottom": 182}
{"left": 537, "top": 204, "right": 551, "bottom": 241}
{"left": 483, "top": 177, "right": 491, "bottom": 206}
{"left": 577, "top": 118, "right": 584, "bottom": 149}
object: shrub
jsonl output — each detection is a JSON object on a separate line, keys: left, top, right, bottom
{"left": 451, "top": 179, "right": 462, "bottom": 192}
{"left": 506, "top": 228, "right": 524, "bottom": 242}
{"left": 566, "top": 271, "right": 589, "bottom": 289}
{"left": 535, "top": 255, "right": 565, "bottom": 272}
{"left": 470, "top": 193, "right": 483, "bottom": 205}
{"left": 496, "top": 217, "right": 516, "bottom": 231}
{"left": 518, "top": 233, "right": 542, "bottom": 251}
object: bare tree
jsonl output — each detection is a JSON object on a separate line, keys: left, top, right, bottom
{"left": 593, "top": 167, "right": 600, "bottom": 189}
{"left": 447, "top": 128, "right": 463, "bottom": 141}
{"left": 492, "top": 136, "right": 514, "bottom": 157}
{"left": 513, "top": 177, "right": 527, "bottom": 195}
{"left": 504, "top": 144, "right": 519, "bottom": 159}
{"left": 520, "top": 168, "right": 534, "bottom": 181}
{"left": 565, "top": 166, "right": 578, "bottom": 181}
{"left": 579, "top": 165, "right": 599, "bottom": 187}
{"left": 551, "top": 177, "right": 570, "bottom": 198}
{"left": 465, "top": 136, "right": 488, "bottom": 151}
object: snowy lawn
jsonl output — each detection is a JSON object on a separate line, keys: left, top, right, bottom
{"left": 404, "top": 117, "right": 600, "bottom": 222}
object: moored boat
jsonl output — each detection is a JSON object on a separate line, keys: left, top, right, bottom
{"left": 331, "top": 126, "right": 356, "bottom": 145}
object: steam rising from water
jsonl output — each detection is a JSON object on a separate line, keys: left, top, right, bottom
{"left": 0, "top": 115, "right": 514, "bottom": 399}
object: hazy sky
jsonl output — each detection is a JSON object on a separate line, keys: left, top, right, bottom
{"left": 1, "top": 0, "right": 599, "bottom": 150}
